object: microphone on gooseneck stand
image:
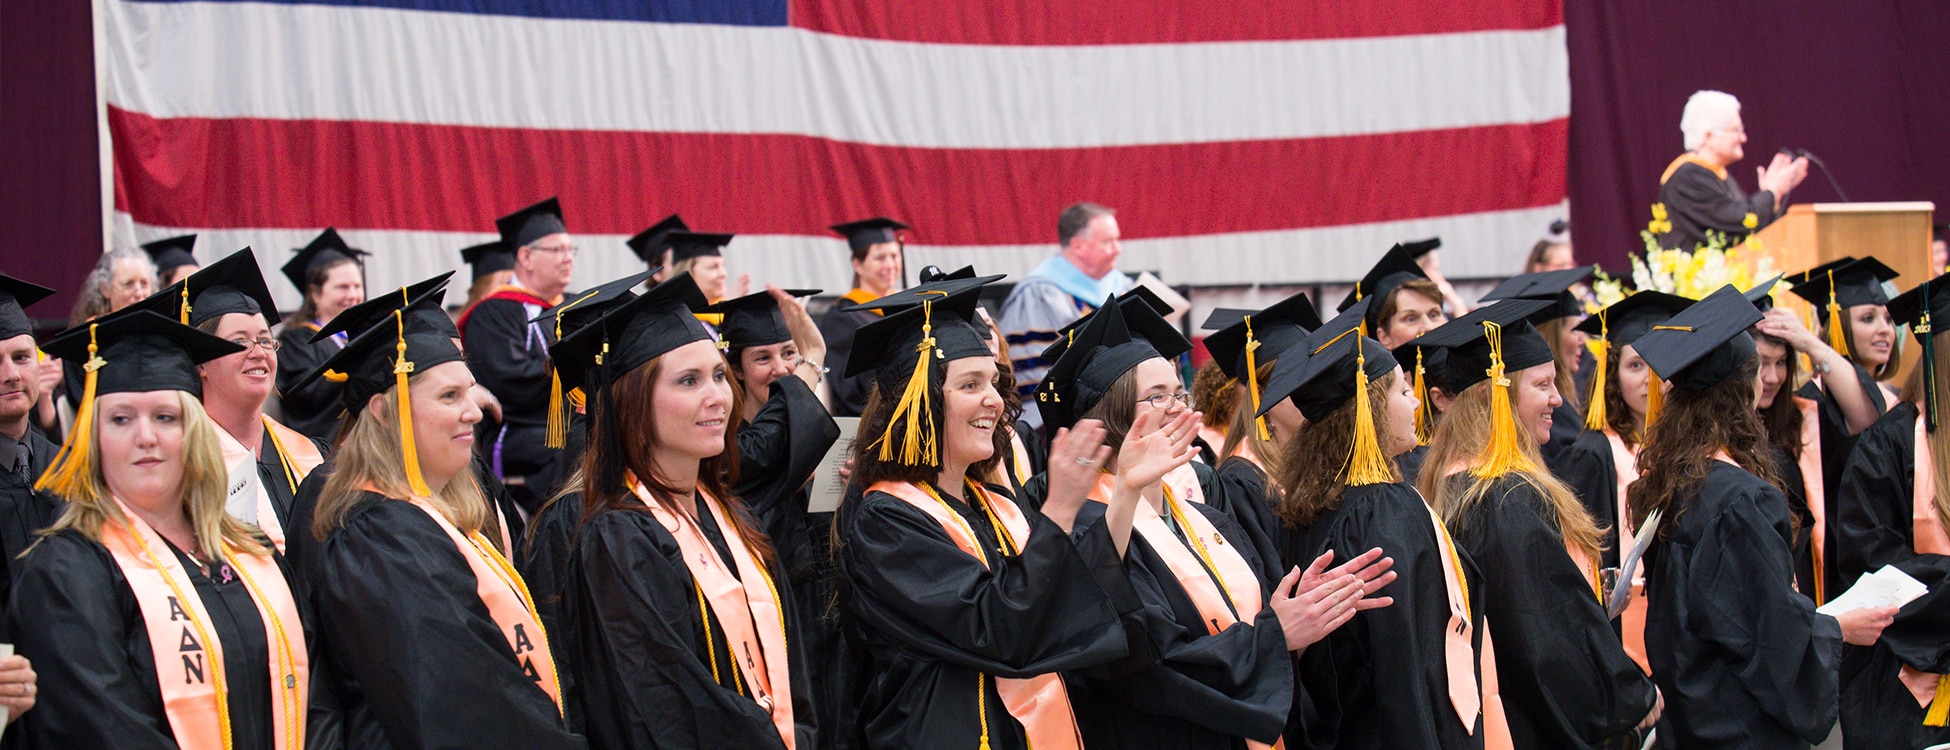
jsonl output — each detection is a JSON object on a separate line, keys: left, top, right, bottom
{"left": 1794, "top": 148, "right": 1850, "bottom": 202}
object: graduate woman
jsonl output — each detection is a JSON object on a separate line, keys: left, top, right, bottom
{"left": 275, "top": 228, "right": 367, "bottom": 442}
{"left": 818, "top": 217, "right": 908, "bottom": 417}
{"left": 837, "top": 280, "right": 1153, "bottom": 750}
{"left": 1474, "top": 267, "right": 1595, "bottom": 462}
{"left": 1830, "top": 274, "right": 1950, "bottom": 748}
{"left": 1413, "top": 300, "right": 1659, "bottom": 749}
{"left": 9, "top": 310, "right": 311, "bottom": 749}
{"left": 1628, "top": 285, "right": 1893, "bottom": 748}
{"left": 1338, "top": 242, "right": 1450, "bottom": 351}
{"left": 549, "top": 274, "right": 815, "bottom": 748}
{"left": 1263, "top": 299, "right": 1495, "bottom": 750}
{"left": 304, "top": 293, "right": 580, "bottom": 748}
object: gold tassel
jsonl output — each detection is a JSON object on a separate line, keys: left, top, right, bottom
{"left": 1344, "top": 323, "right": 1393, "bottom": 486}
{"left": 872, "top": 299, "right": 939, "bottom": 466}
{"left": 1473, "top": 321, "right": 1532, "bottom": 478}
{"left": 1243, "top": 316, "right": 1269, "bottom": 441}
{"left": 1584, "top": 311, "right": 1610, "bottom": 431}
{"left": 392, "top": 311, "right": 432, "bottom": 497}
{"left": 1644, "top": 376, "right": 1664, "bottom": 431}
{"left": 1926, "top": 674, "right": 1950, "bottom": 726}
{"left": 35, "top": 324, "right": 104, "bottom": 497}
{"left": 178, "top": 283, "right": 192, "bottom": 325}
{"left": 545, "top": 365, "right": 566, "bottom": 449}
{"left": 1825, "top": 270, "right": 1850, "bottom": 357}
{"left": 1411, "top": 347, "right": 1431, "bottom": 446}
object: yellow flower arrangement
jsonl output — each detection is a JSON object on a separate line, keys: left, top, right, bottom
{"left": 1587, "top": 204, "right": 1780, "bottom": 312}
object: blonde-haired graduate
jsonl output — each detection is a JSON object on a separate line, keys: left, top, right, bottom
{"left": 8, "top": 310, "right": 312, "bottom": 749}
{"left": 1413, "top": 299, "right": 1660, "bottom": 749}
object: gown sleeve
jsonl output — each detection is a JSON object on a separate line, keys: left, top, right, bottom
{"left": 735, "top": 377, "right": 842, "bottom": 576}
{"left": 1212, "top": 458, "right": 1287, "bottom": 586}
{"left": 1665, "top": 162, "right": 1778, "bottom": 235}
{"left": 1546, "top": 431, "right": 1621, "bottom": 568}
{"left": 1836, "top": 405, "right": 1950, "bottom": 673}
{"left": 313, "top": 498, "right": 584, "bottom": 750}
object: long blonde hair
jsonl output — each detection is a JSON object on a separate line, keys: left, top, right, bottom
{"left": 1905, "top": 334, "right": 1950, "bottom": 535}
{"left": 1419, "top": 377, "right": 1605, "bottom": 564}
{"left": 1219, "top": 361, "right": 1287, "bottom": 481}
{"left": 314, "top": 383, "right": 487, "bottom": 543}
{"left": 40, "top": 392, "right": 266, "bottom": 560}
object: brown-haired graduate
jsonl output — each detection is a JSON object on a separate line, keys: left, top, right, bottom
{"left": 1337, "top": 241, "right": 1450, "bottom": 351}
{"left": 1412, "top": 299, "right": 1661, "bottom": 748}
{"left": 1474, "top": 266, "right": 1595, "bottom": 464}
{"left": 7, "top": 310, "right": 312, "bottom": 748}
{"left": 819, "top": 217, "right": 909, "bottom": 417}
{"left": 301, "top": 290, "right": 581, "bottom": 748}
{"left": 1262, "top": 298, "right": 1500, "bottom": 749}
{"left": 546, "top": 273, "right": 814, "bottom": 748}
{"left": 1830, "top": 273, "right": 1950, "bottom": 748}
{"left": 275, "top": 228, "right": 369, "bottom": 442}
{"left": 1627, "top": 285, "right": 1894, "bottom": 748}
{"left": 837, "top": 277, "right": 1152, "bottom": 750}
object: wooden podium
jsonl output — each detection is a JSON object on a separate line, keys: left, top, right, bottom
{"left": 1752, "top": 201, "right": 1937, "bottom": 381}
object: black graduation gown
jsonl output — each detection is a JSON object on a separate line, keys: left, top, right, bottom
{"left": 1540, "top": 401, "right": 1581, "bottom": 466}
{"left": 463, "top": 295, "right": 568, "bottom": 511}
{"left": 562, "top": 493, "right": 818, "bottom": 749}
{"left": 250, "top": 425, "right": 331, "bottom": 536}
{"left": 1640, "top": 461, "right": 1841, "bottom": 749}
{"left": 5, "top": 530, "right": 300, "bottom": 750}
{"left": 1769, "top": 442, "right": 1823, "bottom": 602}
{"left": 1064, "top": 499, "right": 1292, "bottom": 748}
{"left": 518, "top": 491, "right": 592, "bottom": 735}
{"left": 1656, "top": 160, "right": 1778, "bottom": 250}
{"left": 1798, "top": 362, "right": 1888, "bottom": 596}
{"left": 1396, "top": 444, "right": 1429, "bottom": 487}
{"left": 1547, "top": 430, "right": 1625, "bottom": 569}
{"left": 274, "top": 324, "right": 345, "bottom": 442}
{"left": 310, "top": 491, "right": 580, "bottom": 749}
{"left": 838, "top": 483, "right": 1146, "bottom": 749}
{"left": 1212, "top": 456, "right": 1291, "bottom": 586}
{"left": 1447, "top": 476, "right": 1656, "bottom": 749}
{"left": 1275, "top": 481, "right": 1486, "bottom": 750}
{"left": 1833, "top": 403, "right": 1950, "bottom": 748}
{"left": 0, "top": 429, "right": 61, "bottom": 616}
{"left": 817, "top": 303, "right": 880, "bottom": 418}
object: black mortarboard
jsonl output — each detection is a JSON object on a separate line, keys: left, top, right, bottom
{"left": 1035, "top": 294, "right": 1191, "bottom": 434}
{"left": 1574, "top": 291, "right": 1693, "bottom": 348}
{"left": 845, "top": 280, "right": 994, "bottom": 467}
{"left": 1259, "top": 300, "right": 1399, "bottom": 423}
{"left": 1408, "top": 298, "right": 1556, "bottom": 392}
{"left": 1200, "top": 292, "right": 1322, "bottom": 381}
{"left": 313, "top": 272, "right": 456, "bottom": 344}
{"left": 129, "top": 248, "right": 281, "bottom": 327}
{"left": 531, "top": 270, "right": 653, "bottom": 346}
{"left": 496, "top": 197, "right": 567, "bottom": 249}
{"left": 281, "top": 228, "right": 369, "bottom": 292}
{"left": 1889, "top": 273, "right": 1950, "bottom": 429}
{"left": 702, "top": 288, "right": 821, "bottom": 351}
{"left": 830, "top": 217, "right": 909, "bottom": 250}
{"left": 918, "top": 265, "right": 977, "bottom": 283}
{"left": 666, "top": 231, "right": 733, "bottom": 263}
{"left": 297, "top": 288, "right": 466, "bottom": 495}
{"left": 626, "top": 214, "right": 688, "bottom": 263}
{"left": 461, "top": 240, "right": 517, "bottom": 280}
{"left": 844, "top": 272, "right": 1005, "bottom": 315}
{"left": 1337, "top": 243, "right": 1434, "bottom": 330}
{"left": 0, "top": 273, "right": 56, "bottom": 340}
{"left": 141, "top": 235, "right": 200, "bottom": 277}
{"left": 1744, "top": 275, "right": 1782, "bottom": 312}
{"left": 1786, "top": 256, "right": 1899, "bottom": 309}
{"left": 1040, "top": 286, "right": 1178, "bottom": 364}
{"left": 1633, "top": 285, "right": 1764, "bottom": 392}
{"left": 1480, "top": 265, "right": 1595, "bottom": 321}
{"left": 548, "top": 273, "right": 714, "bottom": 393}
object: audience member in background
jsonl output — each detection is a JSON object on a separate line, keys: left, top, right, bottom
{"left": 1657, "top": 90, "right": 1808, "bottom": 251}
{"left": 141, "top": 235, "right": 200, "bottom": 286}
{"left": 1339, "top": 242, "right": 1448, "bottom": 350}
{"left": 666, "top": 230, "right": 745, "bottom": 305}
{"left": 1934, "top": 223, "right": 1948, "bottom": 276}
{"left": 461, "top": 239, "right": 517, "bottom": 310}
{"left": 277, "top": 228, "right": 369, "bottom": 442}
{"left": 1000, "top": 202, "right": 1132, "bottom": 427}
{"left": 819, "top": 217, "right": 909, "bottom": 417}
{"left": 45, "top": 248, "right": 161, "bottom": 439}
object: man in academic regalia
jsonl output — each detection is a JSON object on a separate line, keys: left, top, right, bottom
{"left": 459, "top": 197, "right": 579, "bottom": 514}
{"left": 1657, "top": 90, "right": 1809, "bottom": 250}
{"left": 999, "top": 202, "right": 1132, "bottom": 428}
{"left": 0, "top": 273, "right": 62, "bottom": 612}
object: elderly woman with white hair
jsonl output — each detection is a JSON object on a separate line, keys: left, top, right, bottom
{"left": 1657, "top": 89, "right": 1810, "bottom": 251}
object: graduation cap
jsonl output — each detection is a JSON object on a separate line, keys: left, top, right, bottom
{"left": 298, "top": 289, "right": 466, "bottom": 496}
{"left": 1633, "top": 285, "right": 1764, "bottom": 394}
{"left": 1256, "top": 299, "right": 1399, "bottom": 486}
{"left": 128, "top": 248, "right": 281, "bottom": 327}
{"left": 1035, "top": 293, "right": 1193, "bottom": 435}
{"left": 141, "top": 235, "right": 200, "bottom": 278}
{"left": 1406, "top": 298, "right": 1556, "bottom": 478}
{"left": 34, "top": 311, "right": 244, "bottom": 499}
{"left": 0, "top": 273, "right": 55, "bottom": 340}
{"left": 1573, "top": 291, "right": 1693, "bottom": 430}
{"left": 1336, "top": 243, "right": 1434, "bottom": 331}
{"left": 548, "top": 273, "right": 714, "bottom": 396}
{"left": 1744, "top": 274, "right": 1783, "bottom": 312}
{"left": 496, "top": 197, "right": 567, "bottom": 249}
{"left": 700, "top": 288, "right": 821, "bottom": 353}
{"left": 665, "top": 231, "right": 733, "bottom": 264}
{"left": 1479, "top": 265, "right": 1596, "bottom": 322}
{"left": 1040, "top": 286, "right": 1179, "bottom": 364}
{"left": 1200, "top": 292, "right": 1322, "bottom": 441}
{"left": 830, "top": 217, "right": 909, "bottom": 250}
{"left": 844, "top": 281, "right": 993, "bottom": 467}
{"left": 524, "top": 270, "right": 658, "bottom": 448}
{"left": 918, "top": 265, "right": 976, "bottom": 283}
{"left": 626, "top": 214, "right": 688, "bottom": 264}
{"left": 844, "top": 272, "right": 1005, "bottom": 315}
{"left": 461, "top": 240, "right": 517, "bottom": 281}
{"left": 312, "top": 272, "right": 456, "bottom": 344}
{"left": 1886, "top": 273, "right": 1950, "bottom": 430}
{"left": 1788, "top": 257, "right": 1900, "bottom": 357}
{"left": 1390, "top": 340, "right": 1448, "bottom": 444}
{"left": 281, "top": 228, "right": 370, "bottom": 293}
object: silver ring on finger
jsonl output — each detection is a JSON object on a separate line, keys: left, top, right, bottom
{"left": 1075, "top": 456, "right": 1095, "bottom": 466}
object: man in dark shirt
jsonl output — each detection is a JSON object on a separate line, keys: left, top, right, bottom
{"left": 0, "top": 274, "right": 62, "bottom": 608}
{"left": 1657, "top": 90, "right": 1809, "bottom": 250}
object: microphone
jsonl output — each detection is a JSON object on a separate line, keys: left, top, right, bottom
{"left": 1794, "top": 148, "right": 1850, "bottom": 202}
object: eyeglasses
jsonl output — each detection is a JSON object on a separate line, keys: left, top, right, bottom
{"left": 1136, "top": 392, "right": 1192, "bottom": 410}
{"left": 228, "top": 337, "right": 282, "bottom": 353}
{"left": 528, "top": 243, "right": 579, "bottom": 258}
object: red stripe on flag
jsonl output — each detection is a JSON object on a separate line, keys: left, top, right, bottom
{"left": 110, "top": 106, "right": 1566, "bottom": 245}
{"left": 789, "top": 0, "right": 1561, "bottom": 45}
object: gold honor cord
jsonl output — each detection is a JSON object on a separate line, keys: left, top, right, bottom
{"left": 226, "top": 548, "right": 306, "bottom": 747}
{"left": 1163, "top": 485, "right": 1241, "bottom": 620}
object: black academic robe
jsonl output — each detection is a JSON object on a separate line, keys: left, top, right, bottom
{"left": 463, "top": 296, "right": 568, "bottom": 512}
{"left": 518, "top": 492, "right": 591, "bottom": 736}
{"left": 1212, "top": 456, "right": 1291, "bottom": 586}
{"left": 1064, "top": 499, "right": 1292, "bottom": 748}
{"left": 1641, "top": 461, "right": 1841, "bottom": 749}
{"left": 838, "top": 483, "right": 1146, "bottom": 750}
{"left": 311, "top": 491, "right": 581, "bottom": 749}
{"left": 1540, "top": 402, "right": 1581, "bottom": 467}
{"left": 562, "top": 493, "right": 818, "bottom": 749}
{"left": 1656, "top": 160, "right": 1779, "bottom": 250}
{"left": 274, "top": 324, "right": 346, "bottom": 443}
{"left": 1447, "top": 475, "right": 1657, "bottom": 749}
{"left": 1832, "top": 403, "right": 1950, "bottom": 749}
{"left": 5, "top": 530, "right": 309, "bottom": 750}
{"left": 1276, "top": 481, "right": 1487, "bottom": 750}
{"left": 249, "top": 425, "right": 331, "bottom": 536}
{"left": 0, "top": 429, "right": 61, "bottom": 615}
{"left": 817, "top": 303, "right": 881, "bottom": 418}
{"left": 1548, "top": 430, "right": 1625, "bottom": 569}
{"left": 1799, "top": 363, "right": 1887, "bottom": 596}
{"left": 1397, "top": 444, "right": 1429, "bottom": 487}
{"left": 1769, "top": 442, "right": 1822, "bottom": 602}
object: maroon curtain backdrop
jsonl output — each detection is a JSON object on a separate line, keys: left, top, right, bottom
{"left": 1, "top": 0, "right": 104, "bottom": 328}
{"left": 1566, "top": 0, "right": 1950, "bottom": 273}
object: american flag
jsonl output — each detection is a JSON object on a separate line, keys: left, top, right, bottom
{"left": 105, "top": 0, "right": 1568, "bottom": 308}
